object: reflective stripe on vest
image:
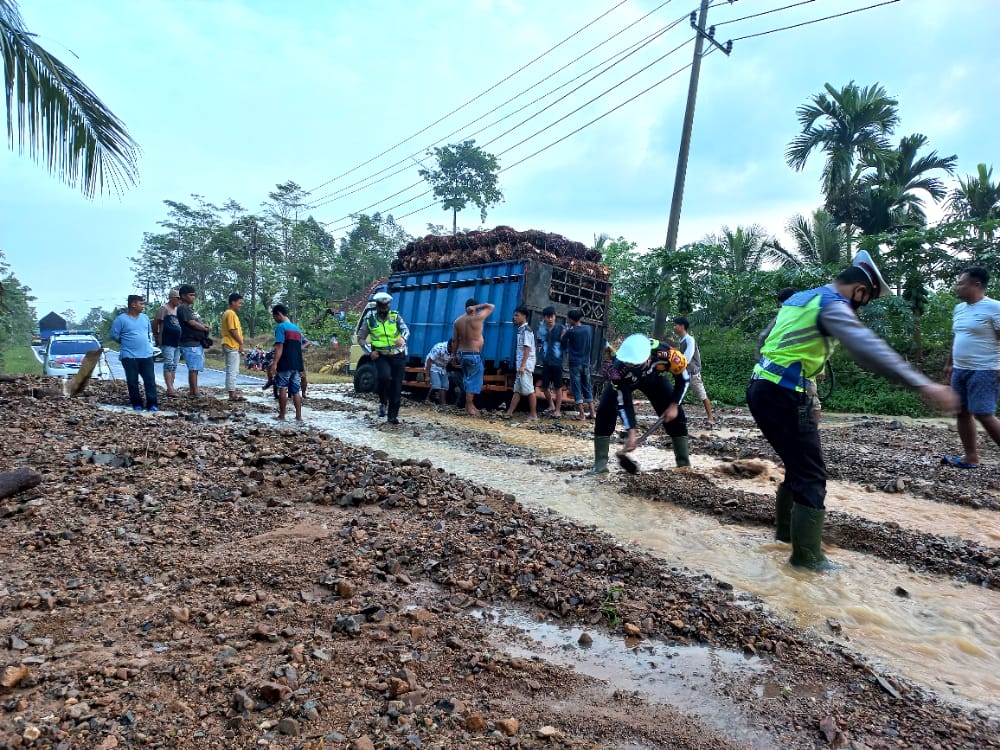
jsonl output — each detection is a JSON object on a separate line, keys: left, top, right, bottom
{"left": 367, "top": 311, "right": 401, "bottom": 350}
{"left": 753, "top": 288, "right": 840, "bottom": 391}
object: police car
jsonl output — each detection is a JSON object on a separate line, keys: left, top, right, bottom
{"left": 43, "top": 331, "right": 113, "bottom": 380}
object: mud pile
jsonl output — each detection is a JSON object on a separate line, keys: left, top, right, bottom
{"left": 0, "top": 378, "right": 997, "bottom": 749}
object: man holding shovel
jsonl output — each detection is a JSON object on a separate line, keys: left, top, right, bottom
{"left": 591, "top": 333, "right": 690, "bottom": 474}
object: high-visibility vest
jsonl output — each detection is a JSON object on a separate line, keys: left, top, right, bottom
{"left": 753, "top": 287, "right": 841, "bottom": 391}
{"left": 367, "top": 311, "right": 402, "bottom": 350}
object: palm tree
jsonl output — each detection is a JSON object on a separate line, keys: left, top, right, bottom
{"left": 856, "top": 133, "right": 957, "bottom": 230}
{"left": 948, "top": 163, "right": 1000, "bottom": 221}
{"left": 785, "top": 81, "right": 899, "bottom": 227}
{"left": 783, "top": 209, "right": 847, "bottom": 266}
{"left": 709, "top": 225, "right": 793, "bottom": 273}
{"left": 1, "top": 0, "right": 138, "bottom": 196}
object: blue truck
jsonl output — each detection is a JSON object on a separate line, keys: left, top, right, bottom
{"left": 347, "top": 257, "right": 610, "bottom": 406}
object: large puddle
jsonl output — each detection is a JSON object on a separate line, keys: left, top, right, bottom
{"left": 249, "top": 388, "right": 1000, "bottom": 715}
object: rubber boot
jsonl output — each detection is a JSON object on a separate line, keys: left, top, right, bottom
{"left": 591, "top": 435, "right": 610, "bottom": 474}
{"left": 775, "top": 484, "right": 793, "bottom": 543}
{"left": 671, "top": 435, "right": 691, "bottom": 468}
{"left": 789, "top": 503, "right": 839, "bottom": 570}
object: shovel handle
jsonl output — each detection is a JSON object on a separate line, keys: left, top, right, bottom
{"left": 632, "top": 413, "right": 668, "bottom": 448}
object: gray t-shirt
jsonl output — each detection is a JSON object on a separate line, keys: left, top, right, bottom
{"left": 952, "top": 297, "right": 1000, "bottom": 370}
{"left": 677, "top": 333, "right": 701, "bottom": 375}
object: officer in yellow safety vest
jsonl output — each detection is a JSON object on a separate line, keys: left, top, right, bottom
{"left": 358, "top": 291, "right": 409, "bottom": 424}
{"left": 747, "top": 251, "right": 957, "bottom": 570}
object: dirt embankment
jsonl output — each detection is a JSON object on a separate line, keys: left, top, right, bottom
{"left": 0, "top": 378, "right": 998, "bottom": 749}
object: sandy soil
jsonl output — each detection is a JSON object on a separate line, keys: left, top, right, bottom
{"left": 1, "top": 377, "right": 998, "bottom": 750}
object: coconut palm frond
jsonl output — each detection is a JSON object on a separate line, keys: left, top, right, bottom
{"left": 2, "top": 1, "right": 139, "bottom": 196}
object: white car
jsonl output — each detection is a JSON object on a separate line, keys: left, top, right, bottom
{"left": 44, "top": 333, "right": 113, "bottom": 380}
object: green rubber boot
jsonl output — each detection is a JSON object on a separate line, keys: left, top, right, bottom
{"left": 672, "top": 435, "right": 691, "bottom": 468}
{"left": 775, "top": 484, "right": 793, "bottom": 543}
{"left": 591, "top": 435, "right": 611, "bottom": 474}
{"left": 789, "top": 503, "right": 838, "bottom": 570}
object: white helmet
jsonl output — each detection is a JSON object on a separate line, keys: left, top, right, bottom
{"left": 372, "top": 292, "right": 392, "bottom": 304}
{"left": 852, "top": 250, "right": 891, "bottom": 298}
{"left": 616, "top": 333, "right": 654, "bottom": 365}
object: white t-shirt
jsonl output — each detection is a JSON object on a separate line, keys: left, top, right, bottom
{"left": 425, "top": 341, "right": 451, "bottom": 374}
{"left": 515, "top": 323, "right": 536, "bottom": 371}
{"left": 952, "top": 296, "right": 1000, "bottom": 370}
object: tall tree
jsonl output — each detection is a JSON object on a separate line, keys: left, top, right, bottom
{"left": 419, "top": 140, "right": 503, "bottom": 235}
{"left": 1, "top": 0, "right": 139, "bottom": 196}
{"left": 786, "top": 81, "right": 899, "bottom": 230}
{"left": 948, "top": 163, "right": 1000, "bottom": 222}
{"left": 781, "top": 209, "right": 847, "bottom": 266}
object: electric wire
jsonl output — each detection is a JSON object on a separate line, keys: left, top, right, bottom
{"left": 729, "top": 0, "right": 901, "bottom": 41}
{"left": 320, "top": 0, "right": 905, "bottom": 233}
{"left": 318, "top": 34, "right": 696, "bottom": 229}
{"left": 304, "top": 3, "right": 684, "bottom": 209}
{"left": 713, "top": 0, "right": 818, "bottom": 26}
{"left": 306, "top": 0, "right": 631, "bottom": 194}
{"left": 307, "top": 14, "right": 689, "bottom": 212}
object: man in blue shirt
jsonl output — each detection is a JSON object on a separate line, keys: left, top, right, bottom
{"left": 268, "top": 304, "right": 304, "bottom": 421}
{"left": 562, "top": 308, "right": 595, "bottom": 419}
{"left": 110, "top": 295, "right": 158, "bottom": 412}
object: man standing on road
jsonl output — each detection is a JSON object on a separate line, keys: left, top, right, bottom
{"left": 748, "top": 251, "right": 957, "bottom": 570}
{"left": 504, "top": 306, "right": 538, "bottom": 419}
{"left": 537, "top": 306, "right": 565, "bottom": 417}
{"left": 424, "top": 338, "right": 453, "bottom": 408}
{"left": 110, "top": 295, "right": 159, "bottom": 412}
{"left": 268, "top": 304, "right": 304, "bottom": 421}
{"left": 942, "top": 267, "right": 1000, "bottom": 468}
{"left": 452, "top": 298, "right": 495, "bottom": 416}
{"left": 154, "top": 289, "right": 182, "bottom": 398}
{"left": 221, "top": 293, "right": 245, "bottom": 401}
{"left": 176, "top": 284, "right": 211, "bottom": 398}
{"left": 358, "top": 292, "right": 409, "bottom": 424}
{"left": 672, "top": 316, "right": 714, "bottom": 429}
{"left": 563, "top": 308, "right": 595, "bottom": 420}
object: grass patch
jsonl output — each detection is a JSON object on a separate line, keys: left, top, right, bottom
{"left": 0, "top": 343, "right": 42, "bottom": 375}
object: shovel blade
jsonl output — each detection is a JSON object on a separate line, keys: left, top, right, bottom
{"left": 616, "top": 450, "right": 640, "bottom": 474}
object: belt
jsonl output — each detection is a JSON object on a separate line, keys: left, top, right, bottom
{"left": 457, "top": 351, "right": 481, "bottom": 356}
{"left": 374, "top": 347, "right": 402, "bottom": 354}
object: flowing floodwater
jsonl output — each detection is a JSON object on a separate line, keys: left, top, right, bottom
{"left": 251, "top": 390, "right": 1000, "bottom": 715}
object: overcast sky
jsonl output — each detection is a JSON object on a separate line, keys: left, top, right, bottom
{"left": 2, "top": 0, "right": 997, "bottom": 320}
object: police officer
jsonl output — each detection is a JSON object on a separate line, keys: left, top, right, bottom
{"left": 358, "top": 292, "right": 410, "bottom": 424}
{"left": 592, "top": 333, "right": 691, "bottom": 473}
{"left": 749, "top": 251, "right": 956, "bottom": 570}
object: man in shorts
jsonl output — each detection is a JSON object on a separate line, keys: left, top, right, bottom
{"left": 452, "top": 298, "right": 494, "bottom": 416}
{"left": 673, "top": 316, "right": 715, "bottom": 428}
{"left": 154, "top": 289, "right": 182, "bottom": 397}
{"left": 268, "top": 304, "right": 304, "bottom": 421}
{"left": 503, "top": 306, "right": 538, "bottom": 419}
{"left": 176, "top": 284, "right": 211, "bottom": 398}
{"left": 943, "top": 266, "right": 1000, "bottom": 468}
{"left": 537, "top": 306, "right": 565, "bottom": 417}
{"left": 424, "top": 338, "right": 453, "bottom": 408}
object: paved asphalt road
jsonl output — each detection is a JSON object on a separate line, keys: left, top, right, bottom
{"left": 34, "top": 347, "right": 262, "bottom": 390}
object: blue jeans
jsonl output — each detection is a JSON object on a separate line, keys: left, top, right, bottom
{"left": 568, "top": 363, "right": 593, "bottom": 403}
{"left": 121, "top": 356, "right": 158, "bottom": 409}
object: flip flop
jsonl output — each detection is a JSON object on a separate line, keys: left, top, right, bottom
{"left": 941, "top": 454, "right": 978, "bottom": 469}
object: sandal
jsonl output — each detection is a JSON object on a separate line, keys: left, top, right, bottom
{"left": 941, "top": 454, "right": 978, "bottom": 469}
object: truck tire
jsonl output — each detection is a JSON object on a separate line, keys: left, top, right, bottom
{"left": 353, "top": 362, "right": 377, "bottom": 394}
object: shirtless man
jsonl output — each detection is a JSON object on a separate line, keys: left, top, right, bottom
{"left": 452, "top": 298, "right": 495, "bottom": 415}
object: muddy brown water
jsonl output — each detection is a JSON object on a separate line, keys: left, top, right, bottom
{"left": 250, "top": 387, "right": 1000, "bottom": 716}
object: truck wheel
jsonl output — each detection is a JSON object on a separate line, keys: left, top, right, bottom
{"left": 353, "top": 362, "right": 377, "bottom": 393}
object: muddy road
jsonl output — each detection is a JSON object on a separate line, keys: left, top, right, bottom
{"left": 1, "top": 377, "right": 998, "bottom": 749}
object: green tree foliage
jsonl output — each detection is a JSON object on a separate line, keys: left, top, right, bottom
{"left": 778, "top": 209, "right": 847, "bottom": 267}
{"left": 0, "top": 249, "right": 36, "bottom": 359}
{"left": 1, "top": 0, "right": 139, "bottom": 196}
{"left": 419, "top": 140, "right": 503, "bottom": 235}
{"left": 948, "top": 163, "right": 1000, "bottom": 222}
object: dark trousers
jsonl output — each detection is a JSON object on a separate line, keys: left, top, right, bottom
{"left": 746, "top": 377, "right": 826, "bottom": 509}
{"left": 121, "top": 356, "right": 158, "bottom": 409}
{"left": 375, "top": 353, "right": 405, "bottom": 420}
{"left": 594, "top": 375, "right": 687, "bottom": 439}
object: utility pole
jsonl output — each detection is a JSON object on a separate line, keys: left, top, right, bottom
{"left": 245, "top": 220, "right": 260, "bottom": 336}
{"left": 652, "top": 1, "right": 732, "bottom": 338}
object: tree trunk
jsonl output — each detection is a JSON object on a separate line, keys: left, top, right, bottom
{"left": 452, "top": 208, "right": 457, "bottom": 236}
{"left": 0, "top": 468, "right": 42, "bottom": 500}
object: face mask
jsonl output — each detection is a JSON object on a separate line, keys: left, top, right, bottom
{"left": 849, "top": 286, "right": 871, "bottom": 310}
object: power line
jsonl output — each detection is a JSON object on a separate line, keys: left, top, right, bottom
{"left": 318, "top": 34, "right": 697, "bottom": 228}
{"left": 306, "top": 0, "right": 631, "bottom": 194}
{"left": 713, "top": 0, "right": 818, "bottom": 27}
{"left": 304, "top": 3, "right": 684, "bottom": 210}
{"left": 307, "top": 14, "right": 688, "bottom": 212}
{"left": 730, "top": 0, "right": 901, "bottom": 41}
